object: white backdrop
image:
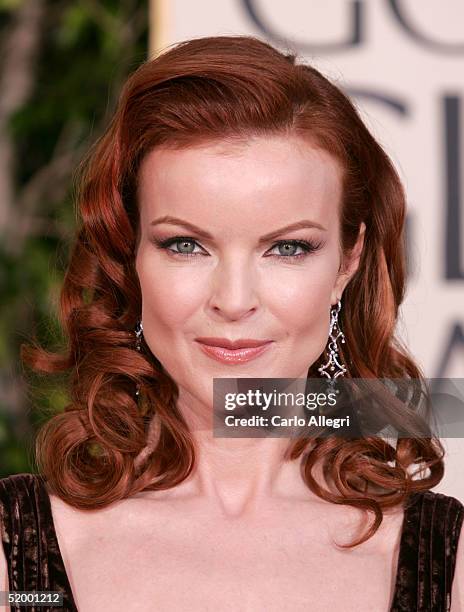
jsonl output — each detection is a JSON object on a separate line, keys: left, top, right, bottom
{"left": 149, "top": 0, "right": 464, "bottom": 501}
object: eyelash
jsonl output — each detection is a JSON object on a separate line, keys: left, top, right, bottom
{"left": 151, "top": 236, "right": 323, "bottom": 261}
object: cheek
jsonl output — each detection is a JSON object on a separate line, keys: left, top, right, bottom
{"left": 137, "top": 257, "right": 203, "bottom": 328}
{"left": 264, "top": 263, "right": 335, "bottom": 323}
{"left": 135, "top": 257, "right": 204, "bottom": 371}
{"left": 261, "top": 263, "right": 336, "bottom": 362}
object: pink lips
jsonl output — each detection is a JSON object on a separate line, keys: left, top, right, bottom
{"left": 195, "top": 338, "right": 273, "bottom": 364}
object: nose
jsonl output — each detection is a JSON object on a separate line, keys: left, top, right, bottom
{"left": 207, "top": 255, "right": 260, "bottom": 321}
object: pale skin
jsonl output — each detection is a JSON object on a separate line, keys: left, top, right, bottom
{"left": 1, "top": 134, "right": 463, "bottom": 610}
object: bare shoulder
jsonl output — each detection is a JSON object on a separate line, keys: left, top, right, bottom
{"left": 46, "top": 487, "right": 137, "bottom": 556}
{"left": 0, "top": 534, "right": 10, "bottom": 612}
{"left": 0, "top": 476, "right": 12, "bottom": 599}
{"left": 0, "top": 538, "right": 8, "bottom": 597}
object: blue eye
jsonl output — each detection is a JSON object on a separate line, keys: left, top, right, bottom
{"left": 162, "top": 238, "right": 201, "bottom": 256}
{"left": 150, "top": 237, "right": 203, "bottom": 258}
{"left": 151, "top": 236, "right": 323, "bottom": 261}
{"left": 268, "top": 240, "right": 322, "bottom": 259}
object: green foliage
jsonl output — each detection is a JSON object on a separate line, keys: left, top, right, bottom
{"left": 0, "top": 0, "right": 149, "bottom": 476}
{"left": 0, "top": 0, "right": 23, "bottom": 12}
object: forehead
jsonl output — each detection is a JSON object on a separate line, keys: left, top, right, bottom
{"left": 137, "top": 135, "right": 343, "bottom": 232}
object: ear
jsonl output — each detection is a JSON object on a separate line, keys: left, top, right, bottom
{"left": 331, "top": 222, "right": 366, "bottom": 305}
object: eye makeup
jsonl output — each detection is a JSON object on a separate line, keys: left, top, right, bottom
{"left": 150, "top": 235, "right": 324, "bottom": 262}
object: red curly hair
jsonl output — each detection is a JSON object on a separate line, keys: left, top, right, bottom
{"left": 22, "top": 35, "right": 444, "bottom": 547}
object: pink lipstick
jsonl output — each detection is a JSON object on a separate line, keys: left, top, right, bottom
{"left": 195, "top": 338, "right": 273, "bottom": 364}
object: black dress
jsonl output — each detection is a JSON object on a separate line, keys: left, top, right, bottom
{"left": 0, "top": 472, "right": 463, "bottom": 611}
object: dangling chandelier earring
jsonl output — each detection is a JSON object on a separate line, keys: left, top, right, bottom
{"left": 135, "top": 320, "right": 143, "bottom": 350}
{"left": 318, "top": 299, "right": 347, "bottom": 384}
{"left": 135, "top": 320, "right": 143, "bottom": 396}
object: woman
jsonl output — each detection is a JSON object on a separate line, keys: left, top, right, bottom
{"left": 1, "top": 35, "right": 463, "bottom": 611}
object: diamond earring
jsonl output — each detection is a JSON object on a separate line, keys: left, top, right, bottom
{"left": 135, "top": 320, "right": 143, "bottom": 396}
{"left": 318, "top": 299, "right": 347, "bottom": 382}
{"left": 135, "top": 320, "right": 143, "bottom": 351}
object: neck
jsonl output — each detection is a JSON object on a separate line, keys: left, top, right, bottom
{"left": 169, "top": 390, "right": 323, "bottom": 517}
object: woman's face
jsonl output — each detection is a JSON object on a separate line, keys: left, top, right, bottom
{"left": 135, "top": 135, "right": 364, "bottom": 415}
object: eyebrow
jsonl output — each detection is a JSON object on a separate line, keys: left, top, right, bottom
{"left": 150, "top": 215, "right": 327, "bottom": 243}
